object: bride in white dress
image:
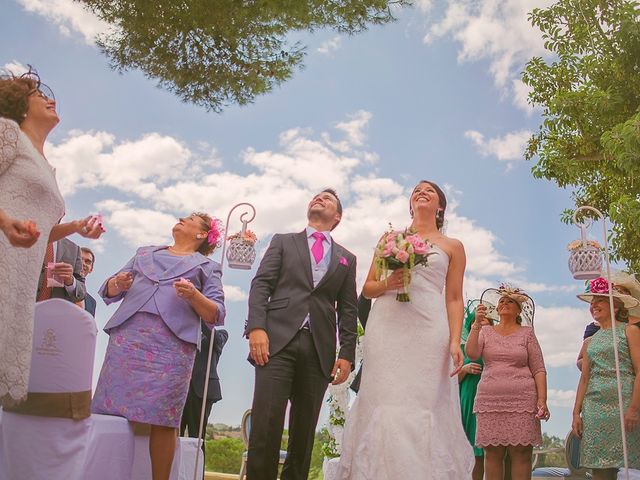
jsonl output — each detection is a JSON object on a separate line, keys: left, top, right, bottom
{"left": 336, "top": 180, "right": 474, "bottom": 479}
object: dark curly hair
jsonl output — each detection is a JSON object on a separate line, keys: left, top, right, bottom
{"left": 0, "top": 75, "right": 37, "bottom": 125}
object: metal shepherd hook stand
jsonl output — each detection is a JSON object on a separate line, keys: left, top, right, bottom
{"left": 571, "top": 206, "right": 629, "bottom": 480}
{"left": 193, "top": 202, "right": 257, "bottom": 480}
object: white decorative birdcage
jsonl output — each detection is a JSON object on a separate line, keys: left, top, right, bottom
{"left": 568, "top": 223, "right": 602, "bottom": 280}
{"left": 226, "top": 237, "right": 256, "bottom": 270}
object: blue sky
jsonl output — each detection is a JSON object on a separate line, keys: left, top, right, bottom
{"left": 2, "top": 0, "right": 603, "bottom": 437}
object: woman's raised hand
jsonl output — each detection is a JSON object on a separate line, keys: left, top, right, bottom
{"left": 113, "top": 272, "right": 133, "bottom": 292}
{"left": 0, "top": 217, "right": 40, "bottom": 248}
{"left": 76, "top": 215, "right": 105, "bottom": 239}
{"left": 473, "top": 304, "right": 492, "bottom": 329}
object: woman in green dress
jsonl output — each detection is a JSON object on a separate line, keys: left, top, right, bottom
{"left": 459, "top": 301, "right": 493, "bottom": 480}
{"left": 572, "top": 277, "right": 640, "bottom": 480}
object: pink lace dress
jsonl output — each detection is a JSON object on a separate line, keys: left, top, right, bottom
{"left": 473, "top": 326, "right": 546, "bottom": 447}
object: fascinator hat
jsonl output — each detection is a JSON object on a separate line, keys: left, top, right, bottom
{"left": 480, "top": 283, "right": 535, "bottom": 326}
{"left": 577, "top": 277, "right": 640, "bottom": 311}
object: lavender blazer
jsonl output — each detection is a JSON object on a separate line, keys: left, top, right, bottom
{"left": 99, "top": 246, "right": 226, "bottom": 345}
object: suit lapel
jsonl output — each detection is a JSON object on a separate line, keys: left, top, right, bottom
{"left": 313, "top": 242, "right": 342, "bottom": 291}
{"left": 293, "top": 231, "right": 314, "bottom": 288}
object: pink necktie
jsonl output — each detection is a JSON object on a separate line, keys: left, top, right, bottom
{"left": 311, "top": 232, "right": 325, "bottom": 264}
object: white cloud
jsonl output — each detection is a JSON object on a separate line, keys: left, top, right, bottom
{"left": 333, "top": 110, "right": 373, "bottom": 148}
{"left": 548, "top": 389, "right": 576, "bottom": 408}
{"left": 424, "top": 0, "right": 554, "bottom": 111}
{"left": 16, "top": 0, "right": 109, "bottom": 44}
{"left": 48, "top": 111, "right": 586, "bottom": 367}
{"left": 48, "top": 131, "right": 199, "bottom": 197}
{"left": 535, "top": 305, "right": 591, "bottom": 367}
{"left": 95, "top": 200, "right": 175, "bottom": 247}
{"left": 224, "top": 285, "right": 249, "bottom": 302}
{"left": 2, "top": 61, "right": 28, "bottom": 75}
{"left": 317, "top": 36, "right": 342, "bottom": 55}
{"left": 465, "top": 129, "right": 531, "bottom": 162}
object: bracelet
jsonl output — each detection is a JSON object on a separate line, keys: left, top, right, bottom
{"left": 471, "top": 323, "right": 481, "bottom": 331}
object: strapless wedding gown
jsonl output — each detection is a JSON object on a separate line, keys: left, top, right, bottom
{"left": 335, "top": 245, "right": 474, "bottom": 479}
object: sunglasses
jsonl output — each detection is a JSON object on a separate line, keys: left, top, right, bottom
{"left": 20, "top": 66, "right": 56, "bottom": 103}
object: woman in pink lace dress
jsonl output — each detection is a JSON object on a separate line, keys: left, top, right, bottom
{"left": 465, "top": 285, "right": 549, "bottom": 480}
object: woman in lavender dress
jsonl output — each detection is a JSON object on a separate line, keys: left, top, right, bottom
{"left": 92, "top": 213, "right": 226, "bottom": 480}
{"left": 465, "top": 285, "right": 549, "bottom": 480}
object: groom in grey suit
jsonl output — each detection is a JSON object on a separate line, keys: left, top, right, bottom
{"left": 37, "top": 238, "right": 86, "bottom": 303}
{"left": 245, "top": 188, "right": 358, "bottom": 480}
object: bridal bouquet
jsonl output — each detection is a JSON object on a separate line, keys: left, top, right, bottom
{"left": 374, "top": 226, "right": 434, "bottom": 302}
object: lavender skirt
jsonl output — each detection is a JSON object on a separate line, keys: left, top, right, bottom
{"left": 92, "top": 312, "right": 196, "bottom": 428}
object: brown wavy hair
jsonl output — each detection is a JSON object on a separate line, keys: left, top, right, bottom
{"left": 0, "top": 75, "right": 37, "bottom": 124}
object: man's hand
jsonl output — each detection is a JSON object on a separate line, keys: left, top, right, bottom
{"left": 249, "top": 329, "right": 270, "bottom": 366}
{"left": 331, "top": 358, "right": 352, "bottom": 385}
{"left": 51, "top": 262, "right": 74, "bottom": 286}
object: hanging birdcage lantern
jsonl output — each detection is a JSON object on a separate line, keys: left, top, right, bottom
{"left": 226, "top": 217, "right": 257, "bottom": 270}
{"left": 567, "top": 221, "right": 602, "bottom": 280}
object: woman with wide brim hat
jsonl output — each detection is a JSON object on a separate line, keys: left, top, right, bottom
{"left": 572, "top": 277, "right": 640, "bottom": 480}
{"left": 465, "top": 284, "right": 548, "bottom": 480}
{"left": 577, "top": 271, "right": 640, "bottom": 371}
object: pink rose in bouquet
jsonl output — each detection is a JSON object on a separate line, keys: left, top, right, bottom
{"left": 374, "top": 226, "right": 435, "bottom": 302}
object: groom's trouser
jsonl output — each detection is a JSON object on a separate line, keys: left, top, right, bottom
{"left": 247, "top": 328, "right": 329, "bottom": 480}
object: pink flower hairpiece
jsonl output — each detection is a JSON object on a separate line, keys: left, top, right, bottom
{"left": 207, "top": 218, "right": 224, "bottom": 248}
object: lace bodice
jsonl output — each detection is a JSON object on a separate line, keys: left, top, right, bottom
{"left": 0, "top": 118, "right": 65, "bottom": 403}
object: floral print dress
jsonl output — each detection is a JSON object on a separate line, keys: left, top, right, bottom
{"left": 581, "top": 323, "right": 640, "bottom": 469}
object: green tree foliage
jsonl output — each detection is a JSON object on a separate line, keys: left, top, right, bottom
{"left": 76, "top": 0, "right": 410, "bottom": 112}
{"left": 205, "top": 437, "right": 245, "bottom": 474}
{"left": 523, "top": 0, "right": 640, "bottom": 271}
{"left": 536, "top": 433, "right": 566, "bottom": 468}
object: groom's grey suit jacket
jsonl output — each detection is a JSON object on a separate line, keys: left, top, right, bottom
{"left": 37, "top": 238, "right": 86, "bottom": 303}
{"left": 246, "top": 231, "right": 358, "bottom": 378}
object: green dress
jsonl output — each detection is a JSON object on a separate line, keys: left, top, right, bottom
{"left": 460, "top": 343, "right": 484, "bottom": 457}
{"left": 581, "top": 323, "right": 640, "bottom": 469}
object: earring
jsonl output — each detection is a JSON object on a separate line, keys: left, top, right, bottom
{"left": 196, "top": 234, "right": 203, "bottom": 239}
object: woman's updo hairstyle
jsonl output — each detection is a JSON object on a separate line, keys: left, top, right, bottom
{"left": 409, "top": 180, "right": 447, "bottom": 230}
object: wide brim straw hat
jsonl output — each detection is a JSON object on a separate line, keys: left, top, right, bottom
{"left": 603, "top": 270, "right": 640, "bottom": 316}
{"left": 480, "top": 284, "right": 535, "bottom": 326}
{"left": 577, "top": 276, "right": 640, "bottom": 311}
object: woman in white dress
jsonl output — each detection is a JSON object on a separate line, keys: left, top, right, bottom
{"left": 336, "top": 180, "right": 474, "bottom": 479}
{"left": 0, "top": 68, "right": 103, "bottom": 405}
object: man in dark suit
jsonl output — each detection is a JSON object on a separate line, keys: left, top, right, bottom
{"left": 80, "top": 247, "right": 97, "bottom": 316}
{"left": 245, "top": 188, "right": 358, "bottom": 480}
{"left": 36, "top": 238, "right": 86, "bottom": 303}
{"left": 180, "top": 325, "right": 228, "bottom": 440}
{"left": 349, "top": 294, "right": 372, "bottom": 394}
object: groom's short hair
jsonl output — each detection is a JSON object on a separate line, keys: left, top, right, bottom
{"left": 322, "top": 188, "right": 342, "bottom": 216}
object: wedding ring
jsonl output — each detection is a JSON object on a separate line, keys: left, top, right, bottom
{"left": 82, "top": 226, "right": 89, "bottom": 233}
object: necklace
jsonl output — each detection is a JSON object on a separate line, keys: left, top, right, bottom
{"left": 167, "top": 245, "right": 194, "bottom": 256}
